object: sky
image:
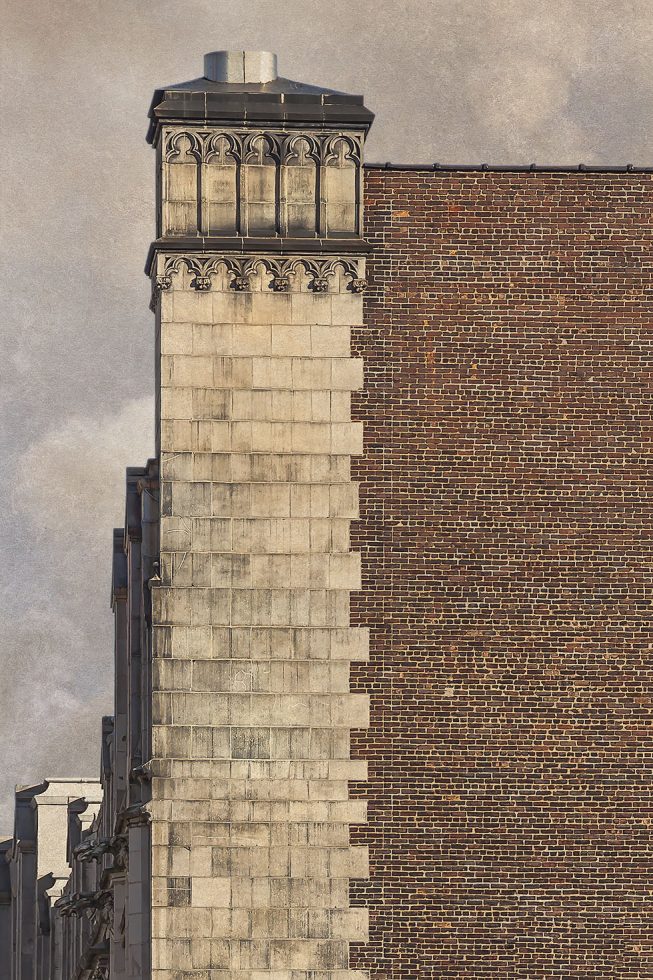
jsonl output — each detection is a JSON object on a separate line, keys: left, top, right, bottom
{"left": 1, "top": 0, "right": 652, "bottom": 827}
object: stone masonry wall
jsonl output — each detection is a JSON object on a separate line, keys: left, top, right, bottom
{"left": 150, "top": 257, "right": 370, "bottom": 979}
{"left": 350, "top": 170, "right": 653, "bottom": 978}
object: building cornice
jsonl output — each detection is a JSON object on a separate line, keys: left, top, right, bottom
{"left": 145, "top": 235, "right": 371, "bottom": 278}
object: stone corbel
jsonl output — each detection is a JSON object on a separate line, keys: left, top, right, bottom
{"left": 118, "top": 802, "right": 151, "bottom": 829}
{"left": 129, "top": 764, "right": 153, "bottom": 784}
{"left": 74, "top": 837, "right": 112, "bottom": 864}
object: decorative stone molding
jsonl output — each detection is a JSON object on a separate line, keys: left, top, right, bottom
{"left": 129, "top": 764, "right": 153, "bottom": 784}
{"left": 118, "top": 802, "right": 151, "bottom": 829}
{"left": 74, "top": 836, "right": 111, "bottom": 863}
{"left": 161, "top": 126, "right": 363, "bottom": 239}
{"left": 160, "top": 253, "right": 367, "bottom": 293}
{"left": 110, "top": 835, "right": 129, "bottom": 872}
{"left": 55, "top": 889, "right": 112, "bottom": 920}
{"left": 164, "top": 128, "right": 362, "bottom": 167}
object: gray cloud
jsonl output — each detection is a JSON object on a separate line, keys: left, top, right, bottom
{"left": 0, "top": 398, "right": 152, "bottom": 826}
{"left": 1, "top": 0, "right": 652, "bottom": 821}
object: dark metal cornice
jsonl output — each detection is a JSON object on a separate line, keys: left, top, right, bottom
{"left": 147, "top": 82, "right": 374, "bottom": 145}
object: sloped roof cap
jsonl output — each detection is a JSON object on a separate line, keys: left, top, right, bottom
{"left": 147, "top": 50, "right": 374, "bottom": 143}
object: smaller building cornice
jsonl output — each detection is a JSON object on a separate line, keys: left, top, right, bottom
{"left": 365, "top": 161, "right": 653, "bottom": 174}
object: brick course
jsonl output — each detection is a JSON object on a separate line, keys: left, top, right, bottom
{"left": 350, "top": 170, "right": 653, "bottom": 978}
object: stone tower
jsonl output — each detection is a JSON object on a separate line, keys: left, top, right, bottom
{"left": 146, "top": 51, "right": 373, "bottom": 978}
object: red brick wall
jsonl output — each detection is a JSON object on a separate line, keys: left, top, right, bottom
{"left": 350, "top": 170, "right": 653, "bottom": 978}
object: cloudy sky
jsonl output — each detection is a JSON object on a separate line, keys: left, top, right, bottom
{"left": 1, "top": 0, "right": 652, "bottom": 827}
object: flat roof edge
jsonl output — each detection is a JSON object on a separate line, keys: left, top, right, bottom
{"left": 365, "top": 162, "right": 653, "bottom": 174}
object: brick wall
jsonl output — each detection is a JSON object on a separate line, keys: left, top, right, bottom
{"left": 350, "top": 170, "right": 653, "bottom": 978}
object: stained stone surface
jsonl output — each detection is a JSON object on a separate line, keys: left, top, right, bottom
{"left": 150, "top": 256, "right": 370, "bottom": 978}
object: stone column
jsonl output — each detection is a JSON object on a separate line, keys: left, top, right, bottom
{"left": 147, "top": 50, "right": 373, "bottom": 979}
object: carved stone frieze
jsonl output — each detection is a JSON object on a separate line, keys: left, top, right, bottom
{"left": 161, "top": 126, "right": 363, "bottom": 239}
{"left": 54, "top": 889, "right": 112, "bottom": 921}
{"left": 90, "top": 890, "right": 114, "bottom": 939}
{"left": 164, "top": 128, "right": 362, "bottom": 167}
{"left": 118, "top": 801, "right": 151, "bottom": 828}
{"left": 105, "top": 833, "right": 129, "bottom": 872}
{"left": 159, "top": 254, "right": 367, "bottom": 294}
{"left": 74, "top": 836, "right": 111, "bottom": 863}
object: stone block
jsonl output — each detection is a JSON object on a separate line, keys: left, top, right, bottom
{"left": 329, "top": 553, "right": 362, "bottom": 589}
{"left": 291, "top": 358, "right": 332, "bottom": 390}
{"left": 330, "top": 693, "right": 369, "bottom": 728}
{"left": 192, "top": 388, "right": 231, "bottom": 420}
{"left": 153, "top": 587, "right": 192, "bottom": 626}
{"left": 331, "top": 358, "right": 364, "bottom": 391}
{"left": 331, "top": 293, "right": 364, "bottom": 326}
{"left": 171, "top": 692, "right": 229, "bottom": 726}
{"left": 153, "top": 659, "right": 192, "bottom": 691}
{"left": 311, "top": 325, "right": 351, "bottom": 357}
{"left": 151, "top": 725, "right": 191, "bottom": 757}
{"left": 160, "top": 452, "right": 193, "bottom": 482}
{"left": 170, "top": 354, "right": 215, "bottom": 388}
{"left": 160, "top": 419, "right": 192, "bottom": 451}
{"left": 173, "top": 290, "right": 213, "bottom": 323}
{"left": 171, "top": 481, "right": 212, "bottom": 517}
{"left": 190, "top": 727, "right": 231, "bottom": 759}
{"left": 291, "top": 293, "right": 332, "bottom": 325}
{"left": 329, "top": 759, "right": 367, "bottom": 780}
{"left": 309, "top": 390, "right": 331, "bottom": 422}
{"left": 159, "top": 290, "right": 174, "bottom": 323}
{"left": 192, "top": 876, "right": 231, "bottom": 907}
{"left": 161, "top": 321, "right": 193, "bottom": 355}
{"left": 271, "top": 324, "right": 312, "bottom": 357}
{"left": 170, "top": 626, "right": 213, "bottom": 660}
{"left": 329, "top": 846, "right": 369, "bottom": 879}
{"left": 191, "top": 659, "right": 231, "bottom": 691}
{"left": 251, "top": 356, "right": 293, "bottom": 389}
{"left": 161, "top": 388, "right": 193, "bottom": 419}
{"left": 192, "top": 322, "right": 227, "bottom": 355}
{"left": 232, "top": 324, "right": 272, "bottom": 355}
{"left": 211, "top": 290, "right": 238, "bottom": 323}
{"left": 230, "top": 728, "right": 271, "bottom": 759}
{"left": 250, "top": 291, "right": 293, "bottom": 324}
{"left": 213, "top": 355, "right": 253, "bottom": 389}
{"left": 331, "top": 422, "right": 364, "bottom": 455}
